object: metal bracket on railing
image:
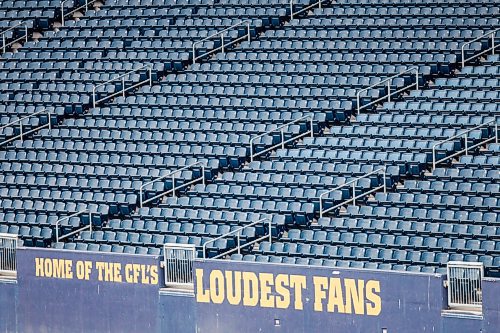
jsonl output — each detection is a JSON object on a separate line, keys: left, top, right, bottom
{"left": 192, "top": 20, "right": 251, "bottom": 65}
{"left": 92, "top": 65, "right": 152, "bottom": 108}
{"left": 250, "top": 115, "right": 314, "bottom": 162}
{"left": 319, "top": 167, "right": 387, "bottom": 218}
{"left": 432, "top": 118, "right": 498, "bottom": 170}
{"left": 202, "top": 218, "right": 272, "bottom": 259}
{"left": 55, "top": 210, "right": 92, "bottom": 243}
{"left": 461, "top": 27, "right": 499, "bottom": 68}
{"left": 290, "top": 0, "right": 326, "bottom": 20}
{"left": 356, "top": 67, "right": 419, "bottom": 115}
{"left": 139, "top": 161, "right": 205, "bottom": 208}
{"left": 1, "top": 22, "right": 28, "bottom": 53}
{"left": 0, "top": 109, "right": 52, "bottom": 146}
{"left": 61, "top": 0, "right": 98, "bottom": 26}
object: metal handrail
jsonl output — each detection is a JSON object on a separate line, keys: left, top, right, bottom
{"left": 92, "top": 65, "right": 152, "bottom": 107}
{"left": 290, "top": 0, "right": 326, "bottom": 20}
{"left": 1, "top": 22, "right": 28, "bottom": 53}
{"left": 55, "top": 210, "right": 92, "bottom": 243}
{"left": 202, "top": 218, "right": 272, "bottom": 259}
{"left": 319, "top": 167, "right": 387, "bottom": 218}
{"left": 356, "top": 67, "right": 419, "bottom": 115}
{"left": 250, "top": 115, "right": 314, "bottom": 162}
{"left": 0, "top": 109, "right": 52, "bottom": 146}
{"left": 192, "top": 20, "right": 251, "bottom": 65}
{"left": 461, "top": 27, "right": 499, "bottom": 68}
{"left": 139, "top": 161, "right": 205, "bottom": 208}
{"left": 432, "top": 118, "right": 498, "bottom": 170}
{"left": 61, "top": 0, "right": 99, "bottom": 26}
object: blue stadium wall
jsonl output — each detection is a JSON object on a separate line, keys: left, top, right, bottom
{"left": 0, "top": 248, "right": 499, "bottom": 333}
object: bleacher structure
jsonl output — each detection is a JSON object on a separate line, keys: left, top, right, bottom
{"left": 0, "top": 0, "right": 498, "bottom": 278}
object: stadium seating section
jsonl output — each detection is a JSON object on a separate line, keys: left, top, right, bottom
{"left": 0, "top": 0, "right": 498, "bottom": 276}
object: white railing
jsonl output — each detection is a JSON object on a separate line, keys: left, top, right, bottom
{"left": 203, "top": 218, "right": 272, "bottom": 259}
{"left": 356, "top": 67, "right": 419, "bottom": 115}
{"left": 1, "top": 22, "right": 28, "bottom": 53}
{"left": 447, "top": 262, "right": 484, "bottom": 311}
{"left": 0, "top": 233, "right": 17, "bottom": 276}
{"left": 192, "top": 21, "right": 251, "bottom": 65}
{"left": 432, "top": 118, "right": 498, "bottom": 170}
{"left": 319, "top": 167, "right": 387, "bottom": 218}
{"left": 461, "top": 27, "right": 499, "bottom": 68}
{"left": 163, "top": 243, "right": 196, "bottom": 288}
{"left": 0, "top": 109, "right": 52, "bottom": 146}
{"left": 61, "top": 0, "right": 99, "bottom": 26}
{"left": 250, "top": 115, "right": 314, "bottom": 162}
{"left": 139, "top": 162, "right": 205, "bottom": 208}
{"left": 55, "top": 210, "right": 92, "bottom": 243}
{"left": 92, "top": 65, "right": 152, "bottom": 107}
{"left": 290, "top": 0, "right": 326, "bottom": 20}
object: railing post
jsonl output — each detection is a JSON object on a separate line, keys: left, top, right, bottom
{"left": 352, "top": 182, "right": 356, "bottom": 207}
{"left": 464, "top": 134, "right": 468, "bottom": 155}
{"left": 290, "top": 0, "right": 294, "bottom": 20}
{"left": 356, "top": 92, "right": 361, "bottom": 115}
{"left": 310, "top": 116, "right": 314, "bottom": 137}
{"left": 492, "top": 33, "right": 495, "bottom": 56}
{"left": 268, "top": 219, "right": 272, "bottom": 242}
{"left": 281, "top": 129, "right": 285, "bottom": 149}
{"left": 387, "top": 80, "right": 391, "bottom": 103}
{"left": 19, "top": 122, "right": 23, "bottom": 142}
{"left": 415, "top": 70, "right": 419, "bottom": 90}
{"left": 149, "top": 66, "right": 152, "bottom": 86}
{"left": 382, "top": 169, "right": 387, "bottom": 193}
{"left": 140, "top": 187, "right": 143, "bottom": 208}
{"left": 171, "top": 174, "right": 176, "bottom": 198}
{"left": 221, "top": 34, "right": 224, "bottom": 54}
{"left": 192, "top": 44, "right": 196, "bottom": 65}
{"left": 85, "top": 0, "right": 88, "bottom": 11}
{"left": 122, "top": 77, "right": 125, "bottom": 97}
{"left": 24, "top": 24, "right": 28, "bottom": 43}
{"left": 237, "top": 231, "right": 241, "bottom": 255}
{"left": 92, "top": 87, "right": 96, "bottom": 108}
{"left": 432, "top": 146, "right": 436, "bottom": 171}
{"left": 2, "top": 34, "right": 5, "bottom": 53}
{"left": 247, "top": 22, "right": 251, "bottom": 42}
{"left": 495, "top": 123, "right": 498, "bottom": 144}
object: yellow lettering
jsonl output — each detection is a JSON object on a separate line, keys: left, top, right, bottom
{"left": 95, "top": 262, "right": 105, "bottom": 281}
{"left": 313, "top": 276, "right": 328, "bottom": 312}
{"left": 150, "top": 265, "right": 158, "bottom": 285}
{"left": 44, "top": 258, "right": 52, "bottom": 277}
{"left": 125, "top": 264, "right": 133, "bottom": 283}
{"left": 345, "top": 279, "right": 364, "bottom": 315}
{"left": 132, "top": 264, "right": 140, "bottom": 283}
{"left": 275, "top": 274, "right": 290, "bottom": 309}
{"left": 242, "top": 272, "right": 259, "bottom": 307}
{"left": 35, "top": 258, "right": 44, "bottom": 277}
{"left": 84, "top": 261, "right": 92, "bottom": 280}
{"left": 210, "top": 270, "right": 225, "bottom": 304}
{"left": 365, "top": 280, "right": 382, "bottom": 316}
{"left": 141, "top": 265, "right": 149, "bottom": 284}
{"left": 76, "top": 260, "right": 85, "bottom": 280}
{"left": 289, "top": 275, "right": 306, "bottom": 310}
{"left": 259, "top": 273, "right": 275, "bottom": 308}
{"left": 65, "top": 260, "right": 73, "bottom": 279}
{"left": 195, "top": 269, "right": 210, "bottom": 303}
{"left": 225, "top": 271, "right": 242, "bottom": 305}
{"left": 114, "top": 263, "right": 122, "bottom": 283}
{"left": 327, "top": 278, "right": 345, "bottom": 313}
